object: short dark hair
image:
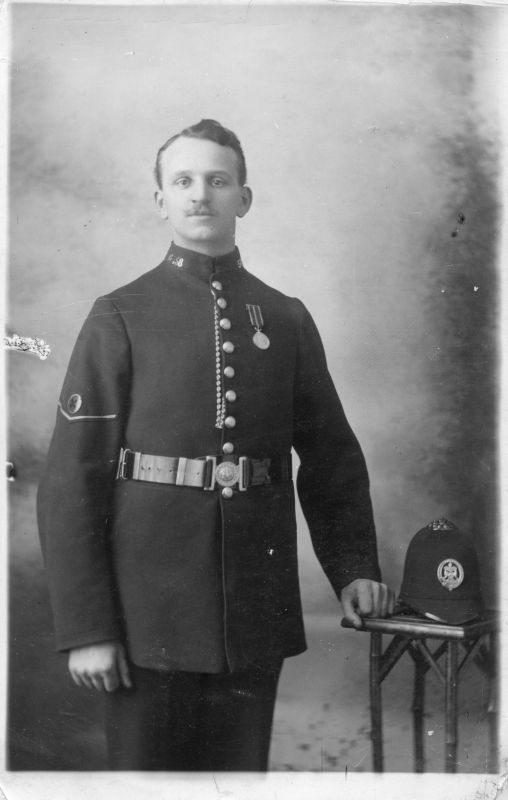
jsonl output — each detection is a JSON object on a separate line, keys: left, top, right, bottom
{"left": 154, "top": 119, "right": 247, "bottom": 189}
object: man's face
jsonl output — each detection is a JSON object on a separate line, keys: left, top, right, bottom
{"left": 155, "top": 137, "right": 252, "bottom": 255}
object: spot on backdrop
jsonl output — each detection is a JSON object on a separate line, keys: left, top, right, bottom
{"left": 7, "top": 4, "right": 501, "bottom": 771}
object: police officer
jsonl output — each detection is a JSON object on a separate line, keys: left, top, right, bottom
{"left": 38, "top": 119, "right": 394, "bottom": 771}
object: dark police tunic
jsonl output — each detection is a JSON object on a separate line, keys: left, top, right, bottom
{"left": 38, "top": 243, "right": 381, "bottom": 674}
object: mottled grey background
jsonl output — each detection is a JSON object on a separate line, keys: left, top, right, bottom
{"left": 7, "top": 3, "right": 501, "bottom": 773}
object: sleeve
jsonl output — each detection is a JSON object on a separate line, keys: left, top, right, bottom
{"left": 37, "top": 295, "right": 131, "bottom": 652}
{"left": 292, "top": 300, "right": 382, "bottom": 599}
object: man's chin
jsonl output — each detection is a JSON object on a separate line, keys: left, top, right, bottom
{"left": 182, "top": 225, "right": 226, "bottom": 245}
{"left": 175, "top": 229, "right": 233, "bottom": 254}
{"left": 185, "top": 221, "right": 217, "bottom": 236}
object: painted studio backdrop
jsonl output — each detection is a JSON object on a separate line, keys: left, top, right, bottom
{"left": 7, "top": 4, "right": 501, "bottom": 772}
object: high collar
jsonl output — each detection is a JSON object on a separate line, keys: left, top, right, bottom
{"left": 165, "top": 242, "right": 243, "bottom": 282}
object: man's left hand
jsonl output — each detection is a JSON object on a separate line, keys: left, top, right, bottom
{"left": 340, "top": 579, "right": 395, "bottom": 629}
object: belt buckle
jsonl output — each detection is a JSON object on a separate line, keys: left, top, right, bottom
{"left": 203, "top": 455, "right": 249, "bottom": 492}
{"left": 238, "top": 456, "right": 248, "bottom": 492}
{"left": 118, "top": 448, "right": 132, "bottom": 480}
{"left": 215, "top": 460, "right": 240, "bottom": 488}
{"left": 204, "top": 456, "right": 217, "bottom": 491}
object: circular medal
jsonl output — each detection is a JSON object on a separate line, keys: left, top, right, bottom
{"left": 253, "top": 331, "right": 270, "bottom": 350}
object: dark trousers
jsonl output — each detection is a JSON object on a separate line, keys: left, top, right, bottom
{"left": 103, "top": 662, "right": 283, "bottom": 771}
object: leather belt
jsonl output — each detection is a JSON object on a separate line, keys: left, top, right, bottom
{"left": 116, "top": 448, "right": 292, "bottom": 491}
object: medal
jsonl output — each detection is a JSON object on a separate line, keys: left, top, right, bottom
{"left": 246, "top": 304, "right": 270, "bottom": 350}
{"left": 253, "top": 331, "right": 270, "bottom": 350}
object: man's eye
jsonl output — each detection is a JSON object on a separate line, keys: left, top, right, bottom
{"left": 175, "top": 177, "right": 190, "bottom": 187}
{"left": 211, "top": 178, "right": 226, "bottom": 187}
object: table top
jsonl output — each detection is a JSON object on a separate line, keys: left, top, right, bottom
{"left": 341, "top": 610, "right": 498, "bottom": 640}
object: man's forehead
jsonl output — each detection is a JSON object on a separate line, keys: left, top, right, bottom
{"left": 161, "top": 137, "right": 239, "bottom": 176}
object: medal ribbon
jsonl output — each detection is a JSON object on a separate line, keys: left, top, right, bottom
{"left": 246, "top": 304, "right": 264, "bottom": 332}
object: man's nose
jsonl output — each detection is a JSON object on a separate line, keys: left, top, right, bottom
{"left": 190, "top": 178, "right": 210, "bottom": 204}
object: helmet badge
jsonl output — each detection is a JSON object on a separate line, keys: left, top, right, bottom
{"left": 437, "top": 558, "right": 464, "bottom": 591}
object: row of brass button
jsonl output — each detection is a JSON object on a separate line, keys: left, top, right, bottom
{"left": 212, "top": 279, "right": 237, "bottom": 493}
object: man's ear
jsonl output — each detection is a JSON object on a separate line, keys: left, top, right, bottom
{"left": 237, "top": 185, "right": 253, "bottom": 219}
{"left": 154, "top": 189, "right": 168, "bottom": 220}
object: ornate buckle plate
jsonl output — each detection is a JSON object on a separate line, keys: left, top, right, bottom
{"left": 215, "top": 461, "right": 240, "bottom": 488}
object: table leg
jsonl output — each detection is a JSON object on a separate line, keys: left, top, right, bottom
{"left": 444, "top": 640, "right": 458, "bottom": 772}
{"left": 370, "top": 632, "right": 383, "bottom": 772}
{"left": 487, "top": 631, "right": 498, "bottom": 773}
{"left": 412, "top": 647, "right": 426, "bottom": 772}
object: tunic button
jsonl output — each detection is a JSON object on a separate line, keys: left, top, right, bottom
{"left": 224, "top": 416, "right": 236, "bottom": 428}
{"left": 225, "top": 390, "right": 237, "bottom": 402}
{"left": 67, "top": 393, "right": 82, "bottom": 414}
{"left": 217, "top": 298, "right": 228, "bottom": 310}
{"left": 224, "top": 366, "right": 235, "bottom": 378}
{"left": 222, "top": 442, "right": 234, "bottom": 454}
{"left": 211, "top": 280, "right": 223, "bottom": 291}
{"left": 219, "top": 318, "right": 231, "bottom": 330}
{"left": 222, "top": 341, "right": 235, "bottom": 354}
{"left": 222, "top": 487, "right": 233, "bottom": 499}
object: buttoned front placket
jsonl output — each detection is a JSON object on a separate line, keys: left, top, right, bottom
{"left": 209, "top": 273, "right": 239, "bottom": 501}
{"left": 209, "top": 265, "right": 240, "bottom": 674}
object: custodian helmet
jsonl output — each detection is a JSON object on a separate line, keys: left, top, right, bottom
{"left": 398, "top": 518, "right": 484, "bottom": 624}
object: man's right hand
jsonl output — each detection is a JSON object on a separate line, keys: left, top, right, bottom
{"left": 68, "top": 641, "right": 132, "bottom": 692}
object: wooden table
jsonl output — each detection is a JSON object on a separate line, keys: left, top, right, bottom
{"left": 342, "top": 611, "right": 498, "bottom": 772}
